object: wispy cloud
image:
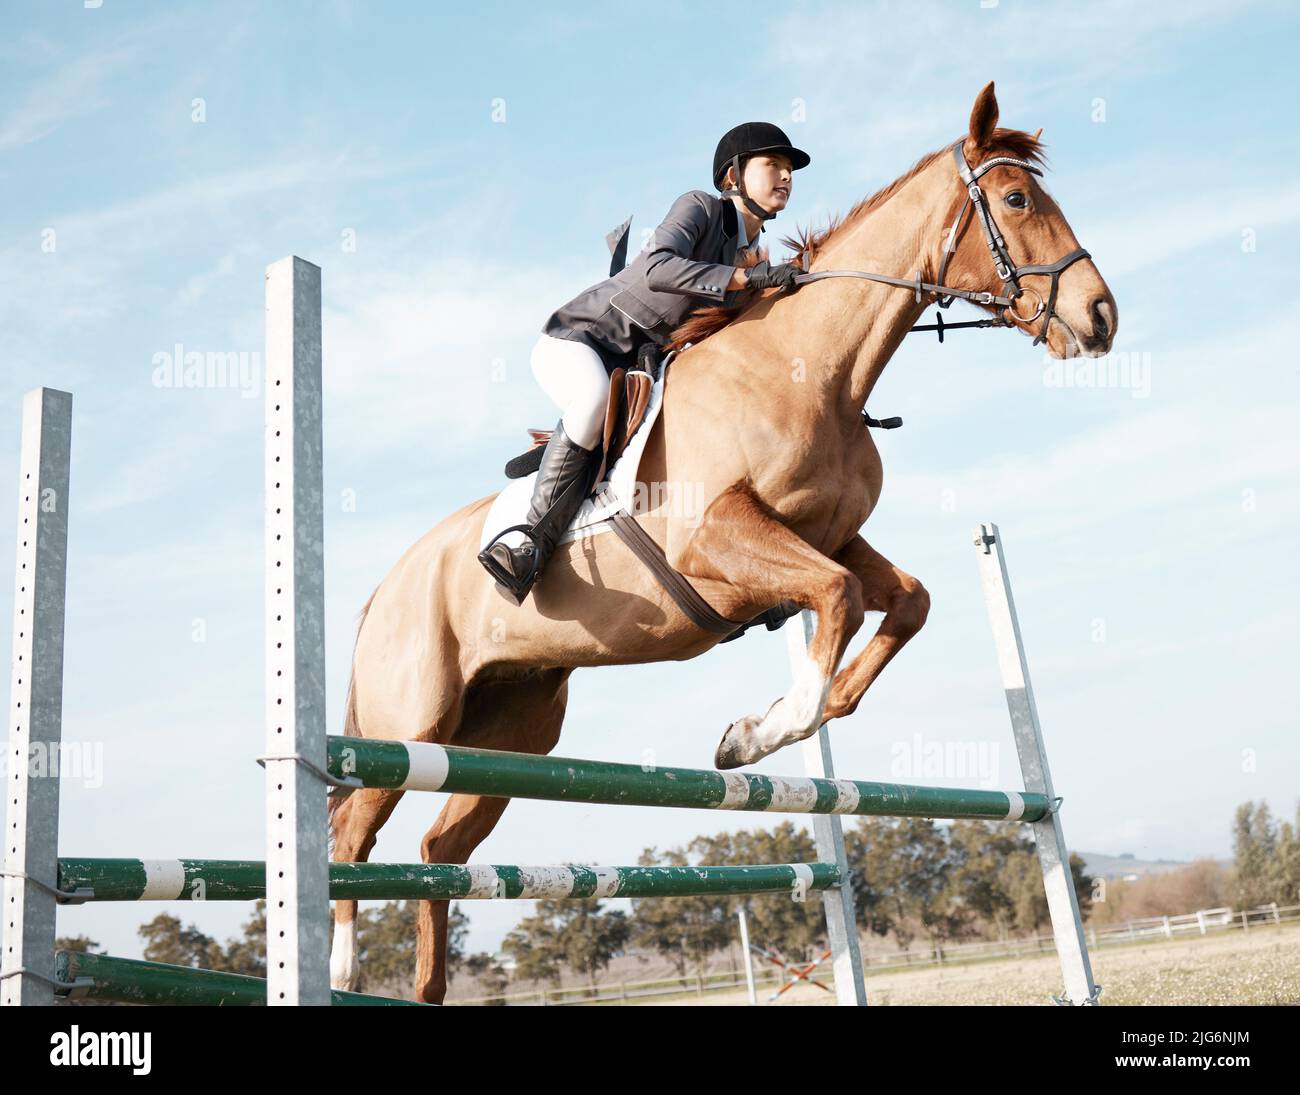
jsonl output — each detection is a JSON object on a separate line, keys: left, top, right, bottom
{"left": 1084, "top": 178, "right": 1300, "bottom": 277}
{"left": 0, "top": 46, "right": 120, "bottom": 152}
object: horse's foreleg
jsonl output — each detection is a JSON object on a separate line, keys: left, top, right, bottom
{"left": 821, "top": 535, "right": 930, "bottom": 722}
{"left": 676, "top": 484, "right": 864, "bottom": 768}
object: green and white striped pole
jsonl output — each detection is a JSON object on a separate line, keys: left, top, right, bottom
{"left": 56, "top": 858, "right": 840, "bottom": 902}
{"left": 55, "top": 951, "right": 423, "bottom": 1007}
{"left": 325, "top": 735, "right": 1049, "bottom": 821}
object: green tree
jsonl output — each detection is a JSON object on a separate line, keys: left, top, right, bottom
{"left": 849, "top": 816, "right": 950, "bottom": 950}
{"left": 462, "top": 952, "right": 510, "bottom": 1004}
{"left": 221, "top": 900, "right": 266, "bottom": 976}
{"left": 628, "top": 844, "right": 735, "bottom": 982}
{"left": 137, "top": 913, "right": 224, "bottom": 970}
{"left": 503, "top": 898, "right": 631, "bottom": 993}
{"left": 346, "top": 900, "right": 417, "bottom": 996}
{"left": 1234, "top": 800, "right": 1299, "bottom": 906}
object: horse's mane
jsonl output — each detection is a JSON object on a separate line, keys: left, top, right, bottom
{"left": 665, "top": 128, "right": 1046, "bottom": 353}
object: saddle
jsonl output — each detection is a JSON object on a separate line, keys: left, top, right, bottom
{"left": 497, "top": 342, "right": 800, "bottom": 644}
{"left": 503, "top": 342, "right": 658, "bottom": 483}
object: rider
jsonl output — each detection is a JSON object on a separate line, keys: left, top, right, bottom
{"left": 478, "top": 122, "right": 811, "bottom": 605}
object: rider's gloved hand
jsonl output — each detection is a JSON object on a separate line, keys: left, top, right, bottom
{"left": 745, "top": 261, "right": 802, "bottom": 293}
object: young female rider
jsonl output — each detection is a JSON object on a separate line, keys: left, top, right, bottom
{"left": 479, "top": 122, "right": 811, "bottom": 605}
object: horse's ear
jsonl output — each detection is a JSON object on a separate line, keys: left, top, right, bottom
{"left": 1032, "top": 128, "right": 1043, "bottom": 141}
{"left": 968, "top": 81, "right": 999, "bottom": 153}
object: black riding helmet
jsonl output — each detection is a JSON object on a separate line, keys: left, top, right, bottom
{"left": 713, "top": 122, "right": 811, "bottom": 222}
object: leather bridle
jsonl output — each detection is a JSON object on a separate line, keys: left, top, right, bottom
{"left": 792, "top": 141, "right": 1091, "bottom": 347}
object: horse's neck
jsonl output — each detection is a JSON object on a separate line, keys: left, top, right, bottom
{"left": 744, "top": 159, "right": 954, "bottom": 416}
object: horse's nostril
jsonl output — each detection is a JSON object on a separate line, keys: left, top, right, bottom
{"left": 1090, "top": 298, "right": 1112, "bottom": 340}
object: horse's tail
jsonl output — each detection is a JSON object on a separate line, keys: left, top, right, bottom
{"left": 326, "top": 589, "right": 379, "bottom": 843}
{"left": 340, "top": 594, "right": 375, "bottom": 742}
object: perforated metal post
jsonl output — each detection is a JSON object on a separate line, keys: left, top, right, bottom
{"left": 264, "top": 257, "right": 329, "bottom": 1005}
{"left": 792, "top": 612, "right": 868, "bottom": 1006}
{"left": 2, "top": 389, "right": 72, "bottom": 1007}
{"left": 974, "top": 523, "right": 1099, "bottom": 1005}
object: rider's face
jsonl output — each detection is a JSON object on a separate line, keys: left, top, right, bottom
{"left": 736, "top": 154, "right": 793, "bottom": 212}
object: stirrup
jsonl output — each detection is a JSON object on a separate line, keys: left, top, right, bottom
{"left": 477, "top": 523, "right": 542, "bottom": 604}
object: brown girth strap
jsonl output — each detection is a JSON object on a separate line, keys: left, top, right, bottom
{"left": 596, "top": 488, "right": 739, "bottom": 635}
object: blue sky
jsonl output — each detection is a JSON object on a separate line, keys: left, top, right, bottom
{"left": 2, "top": 1, "right": 1297, "bottom": 961}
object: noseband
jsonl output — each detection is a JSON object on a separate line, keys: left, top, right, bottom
{"left": 793, "top": 141, "right": 1091, "bottom": 346}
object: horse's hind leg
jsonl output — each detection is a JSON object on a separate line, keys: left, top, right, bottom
{"left": 415, "top": 669, "right": 570, "bottom": 1004}
{"left": 328, "top": 626, "right": 468, "bottom": 993}
{"left": 328, "top": 787, "right": 405, "bottom": 990}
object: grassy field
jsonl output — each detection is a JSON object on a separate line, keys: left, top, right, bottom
{"left": 639, "top": 922, "right": 1300, "bottom": 1005}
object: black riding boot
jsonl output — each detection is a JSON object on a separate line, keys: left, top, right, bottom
{"left": 478, "top": 421, "right": 601, "bottom": 605}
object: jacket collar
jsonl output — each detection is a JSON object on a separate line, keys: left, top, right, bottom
{"left": 721, "top": 197, "right": 765, "bottom": 242}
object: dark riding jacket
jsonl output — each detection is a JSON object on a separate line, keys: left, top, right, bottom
{"left": 543, "top": 192, "right": 762, "bottom": 365}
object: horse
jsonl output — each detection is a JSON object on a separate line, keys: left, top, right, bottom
{"left": 327, "top": 82, "right": 1118, "bottom": 1003}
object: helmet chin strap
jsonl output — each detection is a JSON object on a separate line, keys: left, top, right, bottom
{"left": 719, "top": 153, "right": 778, "bottom": 222}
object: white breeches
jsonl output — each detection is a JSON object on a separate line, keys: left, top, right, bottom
{"left": 530, "top": 334, "right": 609, "bottom": 450}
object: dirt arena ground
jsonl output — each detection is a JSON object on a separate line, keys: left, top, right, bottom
{"left": 641, "top": 923, "right": 1299, "bottom": 1006}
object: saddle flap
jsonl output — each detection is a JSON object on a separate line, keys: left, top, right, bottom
{"left": 595, "top": 369, "right": 654, "bottom": 486}
{"left": 622, "top": 369, "right": 653, "bottom": 441}
{"left": 593, "top": 368, "right": 627, "bottom": 485}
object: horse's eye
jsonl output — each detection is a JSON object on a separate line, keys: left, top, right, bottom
{"left": 1005, "top": 191, "right": 1027, "bottom": 210}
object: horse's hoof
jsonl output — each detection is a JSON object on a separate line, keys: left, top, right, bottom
{"left": 714, "top": 715, "right": 762, "bottom": 770}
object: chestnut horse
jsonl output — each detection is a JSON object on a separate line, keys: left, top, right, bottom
{"left": 328, "top": 83, "right": 1117, "bottom": 1002}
